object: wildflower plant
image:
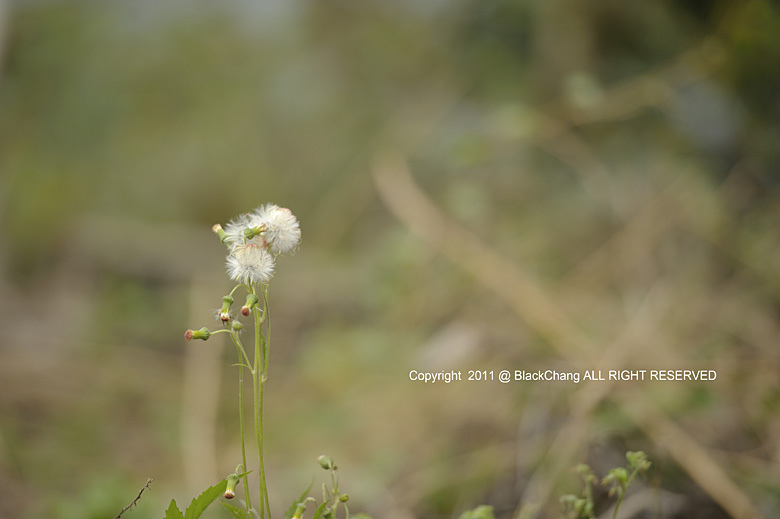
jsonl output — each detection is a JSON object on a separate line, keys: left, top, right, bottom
{"left": 173, "top": 204, "right": 301, "bottom": 519}
{"left": 560, "top": 451, "right": 652, "bottom": 519}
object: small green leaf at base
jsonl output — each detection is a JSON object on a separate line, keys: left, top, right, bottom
{"left": 184, "top": 479, "right": 228, "bottom": 519}
{"left": 165, "top": 500, "right": 185, "bottom": 519}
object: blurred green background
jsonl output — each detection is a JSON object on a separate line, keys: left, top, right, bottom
{"left": 1, "top": 1, "right": 779, "bottom": 518}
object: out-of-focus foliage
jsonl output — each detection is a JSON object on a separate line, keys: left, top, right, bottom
{"left": 1, "top": 1, "right": 779, "bottom": 518}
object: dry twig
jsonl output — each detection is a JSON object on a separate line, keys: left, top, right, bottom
{"left": 114, "top": 478, "right": 153, "bottom": 519}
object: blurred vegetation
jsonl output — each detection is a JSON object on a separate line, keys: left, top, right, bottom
{"left": 1, "top": 1, "right": 779, "bottom": 518}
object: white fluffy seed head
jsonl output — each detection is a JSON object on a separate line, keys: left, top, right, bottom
{"left": 222, "top": 213, "right": 254, "bottom": 247}
{"left": 226, "top": 244, "right": 275, "bottom": 285}
{"left": 251, "top": 204, "right": 301, "bottom": 255}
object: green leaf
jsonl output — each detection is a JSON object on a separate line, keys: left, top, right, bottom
{"left": 222, "top": 501, "right": 252, "bottom": 519}
{"left": 165, "top": 500, "right": 185, "bottom": 519}
{"left": 284, "top": 480, "right": 314, "bottom": 519}
{"left": 457, "top": 505, "right": 495, "bottom": 519}
{"left": 311, "top": 502, "right": 328, "bottom": 519}
{"left": 183, "top": 479, "right": 228, "bottom": 519}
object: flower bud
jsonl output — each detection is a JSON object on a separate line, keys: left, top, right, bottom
{"left": 241, "top": 294, "right": 260, "bottom": 316}
{"left": 231, "top": 321, "right": 243, "bottom": 332}
{"left": 213, "top": 224, "right": 229, "bottom": 244}
{"left": 224, "top": 472, "right": 240, "bottom": 499}
{"left": 244, "top": 225, "right": 266, "bottom": 242}
{"left": 185, "top": 327, "right": 211, "bottom": 341}
{"left": 339, "top": 494, "right": 349, "bottom": 503}
{"left": 318, "top": 455, "right": 335, "bottom": 470}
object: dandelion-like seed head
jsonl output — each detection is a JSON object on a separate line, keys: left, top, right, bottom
{"left": 222, "top": 213, "right": 253, "bottom": 247}
{"left": 226, "top": 243, "right": 275, "bottom": 285}
{"left": 251, "top": 204, "right": 301, "bottom": 255}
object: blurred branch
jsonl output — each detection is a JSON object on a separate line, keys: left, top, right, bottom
{"left": 372, "top": 152, "right": 591, "bottom": 361}
{"left": 371, "top": 154, "right": 764, "bottom": 519}
{"left": 546, "top": 37, "right": 727, "bottom": 131}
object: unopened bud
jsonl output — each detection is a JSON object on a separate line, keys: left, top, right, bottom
{"left": 317, "top": 455, "right": 335, "bottom": 470}
{"left": 231, "top": 321, "right": 243, "bottom": 332}
{"left": 242, "top": 294, "right": 259, "bottom": 316}
{"left": 213, "top": 224, "right": 229, "bottom": 244}
{"left": 339, "top": 494, "right": 349, "bottom": 503}
{"left": 224, "top": 472, "right": 240, "bottom": 499}
{"left": 244, "top": 225, "right": 266, "bottom": 242}
{"left": 185, "top": 327, "right": 211, "bottom": 341}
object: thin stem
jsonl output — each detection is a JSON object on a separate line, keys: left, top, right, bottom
{"left": 231, "top": 332, "right": 252, "bottom": 512}
{"left": 252, "top": 366, "right": 264, "bottom": 519}
{"left": 259, "top": 335, "right": 270, "bottom": 516}
{"left": 259, "top": 285, "right": 271, "bottom": 514}
{"left": 611, "top": 470, "right": 638, "bottom": 519}
{"left": 229, "top": 334, "right": 254, "bottom": 374}
{"left": 261, "top": 285, "right": 270, "bottom": 382}
{"left": 252, "top": 283, "right": 271, "bottom": 519}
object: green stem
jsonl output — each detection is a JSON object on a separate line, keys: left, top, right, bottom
{"left": 252, "top": 284, "right": 271, "bottom": 519}
{"left": 611, "top": 470, "right": 638, "bottom": 519}
{"left": 231, "top": 333, "right": 252, "bottom": 512}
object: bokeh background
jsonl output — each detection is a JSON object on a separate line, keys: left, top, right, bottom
{"left": 1, "top": 1, "right": 779, "bottom": 518}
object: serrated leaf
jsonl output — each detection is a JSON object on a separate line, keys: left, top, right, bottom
{"left": 164, "top": 499, "right": 185, "bottom": 519}
{"left": 183, "top": 479, "right": 228, "bottom": 519}
{"left": 222, "top": 501, "right": 251, "bottom": 519}
{"left": 284, "top": 480, "right": 314, "bottom": 519}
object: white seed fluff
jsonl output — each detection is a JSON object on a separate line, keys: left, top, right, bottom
{"left": 222, "top": 213, "right": 255, "bottom": 247}
{"left": 226, "top": 244, "right": 275, "bottom": 285}
{"left": 251, "top": 204, "right": 301, "bottom": 255}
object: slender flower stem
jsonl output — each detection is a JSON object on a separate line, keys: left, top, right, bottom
{"left": 252, "top": 283, "right": 271, "bottom": 519}
{"left": 230, "top": 332, "right": 251, "bottom": 512}
{"left": 259, "top": 285, "right": 271, "bottom": 514}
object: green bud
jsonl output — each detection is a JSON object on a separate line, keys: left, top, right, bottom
{"left": 318, "top": 455, "right": 335, "bottom": 470}
{"left": 339, "top": 494, "right": 349, "bottom": 503}
{"left": 244, "top": 225, "right": 265, "bottom": 241}
{"left": 626, "top": 451, "right": 651, "bottom": 472}
{"left": 231, "top": 321, "right": 243, "bottom": 332}
{"left": 213, "top": 224, "right": 229, "bottom": 244}
{"left": 185, "top": 327, "right": 211, "bottom": 341}
{"left": 224, "top": 472, "right": 240, "bottom": 499}
{"left": 321, "top": 507, "right": 332, "bottom": 519}
{"left": 242, "top": 294, "right": 259, "bottom": 316}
